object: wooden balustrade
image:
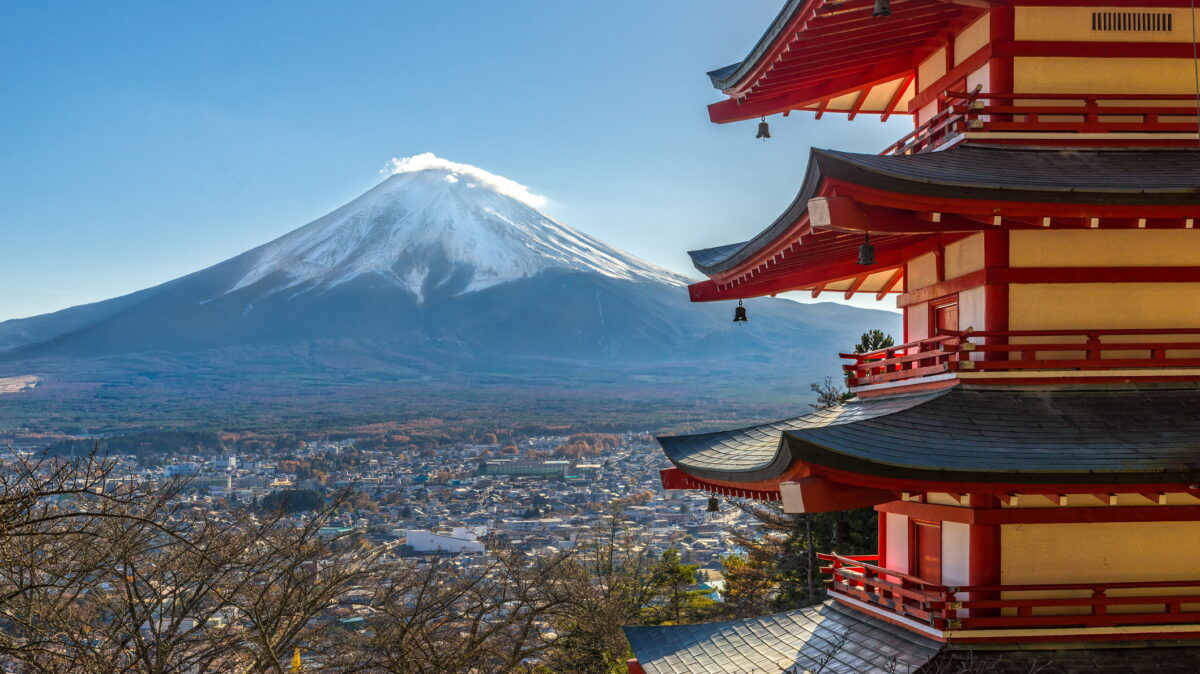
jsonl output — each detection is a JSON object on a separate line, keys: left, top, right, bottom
{"left": 881, "top": 91, "right": 1199, "bottom": 155}
{"left": 818, "top": 553, "right": 1200, "bottom": 632}
{"left": 843, "top": 328, "right": 1200, "bottom": 387}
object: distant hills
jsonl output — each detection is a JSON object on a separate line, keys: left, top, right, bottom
{"left": 0, "top": 155, "right": 898, "bottom": 432}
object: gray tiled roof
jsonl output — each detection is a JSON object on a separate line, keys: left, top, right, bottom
{"left": 658, "top": 391, "right": 942, "bottom": 482}
{"left": 819, "top": 146, "right": 1200, "bottom": 197}
{"left": 706, "top": 0, "right": 805, "bottom": 90}
{"left": 660, "top": 386, "right": 1200, "bottom": 485}
{"left": 687, "top": 242, "right": 750, "bottom": 269}
{"left": 624, "top": 600, "right": 942, "bottom": 674}
{"left": 687, "top": 146, "right": 1200, "bottom": 276}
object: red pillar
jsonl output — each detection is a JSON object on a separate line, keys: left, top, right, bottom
{"left": 982, "top": 231, "right": 1009, "bottom": 359}
{"left": 989, "top": 7, "right": 1015, "bottom": 96}
{"left": 968, "top": 494, "right": 1001, "bottom": 617}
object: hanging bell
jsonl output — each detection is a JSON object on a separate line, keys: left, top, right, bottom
{"left": 873, "top": 0, "right": 892, "bottom": 17}
{"left": 857, "top": 233, "right": 877, "bottom": 266}
{"left": 755, "top": 117, "right": 771, "bottom": 139}
{"left": 706, "top": 496, "right": 720, "bottom": 513}
{"left": 733, "top": 299, "right": 748, "bottom": 323}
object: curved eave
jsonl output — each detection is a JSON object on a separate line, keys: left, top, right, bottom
{"left": 785, "top": 433, "right": 1200, "bottom": 488}
{"left": 658, "top": 386, "right": 1200, "bottom": 494}
{"left": 657, "top": 390, "right": 944, "bottom": 483}
{"left": 706, "top": 0, "right": 983, "bottom": 123}
{"left": 688, "top": 146, "right": 1200, "bottom": 281}
{"left": 687, "top": 150, "right": 826, "bottom": 277}
{"left": 706, "top": 0, "right": 809, "bottom": 92}
{"left": 659, "top": 433, "right": 797, "bottom": 485}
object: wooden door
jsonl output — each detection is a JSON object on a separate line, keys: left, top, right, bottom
{"left": 932, "top": 299, "right": 958, "bottom": 336}
{"left": 911, "top": 520, "right": 942, "bottom": 584}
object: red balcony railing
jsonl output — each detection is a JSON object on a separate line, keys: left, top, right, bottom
{"left": 842, "top": 328, "right": 1200, "bottom": 388}
{"left": 818, "top": 553, "right": 1200, "bottom": 632}
{"left": 882, "top": 90, "right": 1200, "bottom": 155}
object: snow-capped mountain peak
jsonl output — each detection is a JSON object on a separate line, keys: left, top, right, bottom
{"left": 226, "top": 154, "right": 689, "bottom": 302}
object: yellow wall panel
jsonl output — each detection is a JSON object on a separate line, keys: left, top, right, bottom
{"left": 918, "top": 47, "right": 947, "bottom": 93}
{"left": 1015, "top": 57, "right": 1199, "bottom": 94}
{"left": 955, "top": 15, "right": 990, "bottom": 65}
{"left": 1016, "top": 7, "right": 1200, "bottom": 43}
{"left": 1002, "top": 521, "right": 1200, "bottom": 584}
{"left": 945, "top": 233, "right": 985, "bottom": 279}
{"left": 1011, "top": 230, "right": 1200, "bottom": 268}
{"left": 1009, "top": 283, "right": 1200, "bottom": 330}
{"left": 907, "top": 252, "right": 938, "bottom": 290}
{"left": 928, "top": 493, "right": 964, "bottom": 507}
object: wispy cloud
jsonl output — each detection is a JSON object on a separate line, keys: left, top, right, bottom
{"left": 381, "top": 153, "right": 547, "bottom": 208}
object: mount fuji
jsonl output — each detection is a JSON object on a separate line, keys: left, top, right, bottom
{"left": 0, "top": 155, "right": 897, "bottom": 421}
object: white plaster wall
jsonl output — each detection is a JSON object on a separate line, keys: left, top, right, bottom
{"left": 959, "top": 286, "right": 985, "bottom": 333}
{"left": 885, "top": 513, "right": 910, "bottom": 574}
{"left": 942, "top": 521, "right": 971, "bottom": 587}
{"left": 906, "top": 302, "right": 930, "bottom": 342}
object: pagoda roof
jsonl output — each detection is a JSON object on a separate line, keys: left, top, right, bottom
{"left": 659, "top": 386, "right": 1200, "bottom": 487}
{"left": 624, "top": 599, "right": 941, "bottom": 674}
{"left": 706, "top": 0, "right": 984, "bottom": 123}
{"left": 689, "top": 146, "right": 1200, "bottom": 277}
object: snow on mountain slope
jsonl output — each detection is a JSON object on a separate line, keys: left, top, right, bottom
{"left": 226, "top": 153, "right": 689, "bottom": 302}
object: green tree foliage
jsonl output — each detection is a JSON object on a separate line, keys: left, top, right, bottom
{"left": 718, "top": 554, "right": 774, "bottom": 619}
{"left": 542, "top": 512, "right": 720, "bottom": 673}
{"left": 259, "top": 488, "right": 323, "bottom": 514}
{"left": 730, "top": 342, "right": 891, "bottom": 614}
{"left": 855, "top": 328, "right": 895, "bottom": 354}
{"left": 809, "top": 376, "right": 849, "bottom": 409}
{"left": 726, "top": 502, "right": 877, "bottom": 613}
{"left": 645, "top": 549, "right": 713, "bottom": 625}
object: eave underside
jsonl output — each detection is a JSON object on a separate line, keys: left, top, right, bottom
{"left": 706, "top": 0, "right": 985, "bottom": 123}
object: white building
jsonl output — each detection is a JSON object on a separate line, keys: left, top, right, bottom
{"left": 404, "top": 527, "right": 486, "bottom": 554}
{"left": 165, "top": 463, "right": 201, "bottom": 477}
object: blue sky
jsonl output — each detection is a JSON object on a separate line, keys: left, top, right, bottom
{"left": 0, "top": 1, "right": 912, "bottom": 321}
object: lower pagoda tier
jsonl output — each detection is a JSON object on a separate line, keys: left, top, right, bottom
{"left": 659, "top": 385, "right": 1200, "bottom": 505}
{"left": 625, "top": 602, "right": 1200, "bottom": 674}
{"left": 655, "top": 384, "right": 1200, "bottom": 647}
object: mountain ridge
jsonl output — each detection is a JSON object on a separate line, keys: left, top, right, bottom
{"left": 0, "top": 155, "right": 899, "bottom": 427}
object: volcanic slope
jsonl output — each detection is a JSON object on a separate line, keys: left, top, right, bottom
{"left": 0, "top": 155, "right": 897, "bottom": 393}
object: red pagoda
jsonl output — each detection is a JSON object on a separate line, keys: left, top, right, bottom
{"left": 625, "top": 1, "right": 1200, "bottom": 672}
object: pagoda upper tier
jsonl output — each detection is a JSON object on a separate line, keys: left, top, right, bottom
{"left": 688, "top": 145, "right": 1200, "bottom": 304}
{"left": 711, "top": 1, "right": 1200, "bottom": 151}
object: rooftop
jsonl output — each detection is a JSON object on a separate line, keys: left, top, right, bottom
{"left": 688, "top": 145, "right": 1200, "bottom": 279}
{"left": 624, "top": 599, "right": 941, "bottom": 674}
{"left": 660, "top": 385, "right": 1200, "bottom": 490}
